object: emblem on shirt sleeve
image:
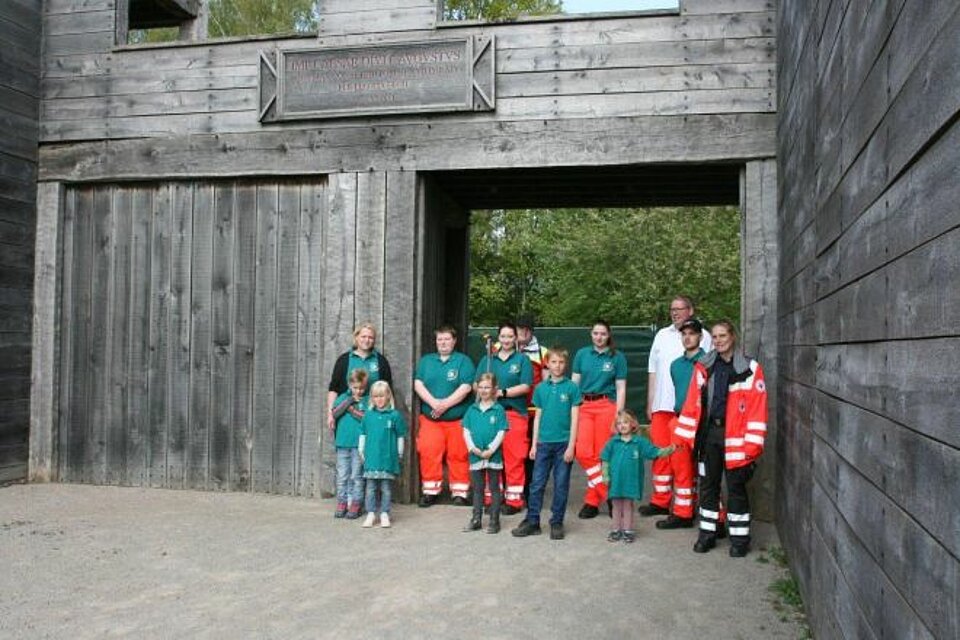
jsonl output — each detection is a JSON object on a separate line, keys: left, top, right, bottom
{"left": 756, "top": 379, "right": 766, "bottom": 393}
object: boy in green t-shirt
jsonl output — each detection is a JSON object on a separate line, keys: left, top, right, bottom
{"left": 511, "top": 347, "right": 582, "bottom": 540}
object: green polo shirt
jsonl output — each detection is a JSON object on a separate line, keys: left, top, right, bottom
{"left": 462, "top": 402, "right": 508, "bottom": 466}
{"left": 476, "top": 351, "right": 534, "bottom": 416}
{"left": 332, "top": 391, "right": 368, "bottom": 448}
{"left": 348, "top": 351, "right": 384, "bottom": 384}
{"left": 532, "top": 377, "right": 582, "bottom": 443}
{"left": 601, "top": 435, "right": 661, "bottom": 500}
{"left": 670, "top": 348, "right": 704, "bottom": 414}
{"left": 415, "top": 351, "right": 476, "bottom": 421}
{"left": 359, "top": 408, "right": 407, "bottom": 475}
{"left": 572, "top": 347, "right": 628, "bottom": 400}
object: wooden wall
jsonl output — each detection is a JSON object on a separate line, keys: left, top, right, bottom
{"left": 0, "top": 0, "right": 40, "bottom": 484}
{"left": 39, "top": 0, "right": 777, "bottom": 179}
{"left": 777, "top": 1, "right": 960, "bottom": 638}
{"left": 40, "top": 174, "right": 420, "bottom": 497}
{"left": 32, "top": 0, "right": 780, "bottom": 502}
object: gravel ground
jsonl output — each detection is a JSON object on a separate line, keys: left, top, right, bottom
{"left": 0, "top": 483, "right": 806, "bottom": 639}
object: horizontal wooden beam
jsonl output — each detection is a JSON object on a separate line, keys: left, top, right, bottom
{"left": 39, "top": 113, "right": 775, "bottom": 182}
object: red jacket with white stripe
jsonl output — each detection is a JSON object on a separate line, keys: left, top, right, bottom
{"left": 671, "top": 350, "right": 767, "bottom": 469}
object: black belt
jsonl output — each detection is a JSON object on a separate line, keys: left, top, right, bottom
{"left": 582, "top": 393, "right": 608, "bottom": 401}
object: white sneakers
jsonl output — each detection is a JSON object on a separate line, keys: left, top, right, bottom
{"left": 361, "top": 512, "right": 392, "bottom": 528}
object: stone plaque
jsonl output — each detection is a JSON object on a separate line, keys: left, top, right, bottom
{"left": 259, "top": 36, "right": 495, "bottom": 122}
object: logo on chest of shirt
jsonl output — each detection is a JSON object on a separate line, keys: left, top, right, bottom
{"left": 602, "top": 362, "right": 613, "bottom": 372}
{"left": 489, "top": 415, "right": 496, "bottom": 425}
{"left": 446, "top": 369, "right": 458, "bottom": 381}
{"left": 559, "top": 393, "right": 570, "bottom": 403}
{"left": 385, "top": 419, "right": 395, "bottom": 430}
{"left": 631, "top": 450, "right": 639, "bottom": 460}
{"left": 509, "top": 363, "right": 521, "bottom": 374}
{"left": 368, "top": 362, "right": 379, "bottom": 373}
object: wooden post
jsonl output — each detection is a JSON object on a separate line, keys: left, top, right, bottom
{"left": 30, "top": 182, "right": 64, "bottom": 483}
{"left": 739, "top": 159, "right": 778, "bottom": 521}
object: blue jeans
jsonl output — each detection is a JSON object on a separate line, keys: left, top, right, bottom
{"left": 365, "top": 478, "right": 393, "bottom": 514}
{"left": 336, "top": 448, "right": 364, "bottom": 505}
{"left": 526, "top": 441, "right": 573, "bottom": 526}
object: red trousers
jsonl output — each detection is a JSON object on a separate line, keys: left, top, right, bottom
{"left": 500, "top": 410, "right": 530, "bottom": 507}
{"left": 417, "top": 415, "right": 470, "bottom": 499}
{"left": 576, "top": 398, "right": 616, "bottom": 507}
{"left": 650, "top": 411, "right": 696, "bottom": 518}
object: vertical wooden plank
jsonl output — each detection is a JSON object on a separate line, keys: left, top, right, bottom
{"left": 274, "top": 182, "right": 300, "bottom": 495}
{"left": 107, "top": 186, "right": 132, "bottom": 485}
{"left": 125, "top": 185, "right": 152, "bottom": 486}
{"left": 382, "top": 170, "right": 418, "bottom": 502}
{"left": 29, "top": 182, "right": 63, "bottom": 482}
{"left": 252, "top": 183, "right": 279, "bottom": 493}
{"left": 209, "top": 182, "right": 235, "bottom": 490}
{"left": 354, "top": 171, "right": 386, "bottom": 329}
{"left": 56, "top": 187, "right": 75, "bottom": 481}
{"left": 739, "top": 158, "right": 779, "bottom": 521}
{"left": 66, "top": 187, "right": 94, "bottom": 483}
{"left": 88, "top": 186, "right": 114, "bottom": 485}
{"left": 319, "top": 173, "right": 357, "bottom": 497}
{"left": 187, "top": 182, "right": 214, "bottom": 490}
{"left": 147, "top": 184, "right": 171, "bottom": 487}
{"left": 232, "top": 183, "right": 257, "bottom": 492}
{"left": 167, "top": 183, "right": 194, "bottom": 488}
{"left": 296, "top": 180, "right": 326, "bottom": 497}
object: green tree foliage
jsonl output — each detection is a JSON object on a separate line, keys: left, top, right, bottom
{"left": 469, "top": 207, "right": 741, "bottom": 328}
{"left": 129, "top": 0, "right": 318, "bottom": 43}
{"left": 443, "top": 0, "right": 562, "bottom": 21}
{"left": 207, "top": 0, "right": 318, "bottom": 38}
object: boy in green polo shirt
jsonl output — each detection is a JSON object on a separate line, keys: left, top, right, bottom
{"left": 511, "top": 347, "right": 582, "bottom": 540}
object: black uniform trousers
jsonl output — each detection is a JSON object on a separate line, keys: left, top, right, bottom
{"left": 698, "top": 421, "right": 754, "bottom": 547}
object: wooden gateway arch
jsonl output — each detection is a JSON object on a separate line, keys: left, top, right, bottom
{"left": 15, "top": 1, "right": 960, "bottom": 638}
{"left": 28, "top": 0, "right": 779, "bottom": 510}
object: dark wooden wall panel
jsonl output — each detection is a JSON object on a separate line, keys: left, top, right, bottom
{"left": 0, "top": 0, "right": 39, "bottom": 484}
{"left": 777, "top": 1, "right": 960, "bottom": 637}
{"left": 56, "top": 179, "right": 331, "bottom": 496}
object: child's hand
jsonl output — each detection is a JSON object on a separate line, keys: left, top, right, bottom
{"left": 528, "top": 444, "right": 537, "bottom": 460}
{"left": 482, "top": 448, "right": 493, "bottom": 460}
{"left": 563, "top": 447, "right": 575, "bottom": 463}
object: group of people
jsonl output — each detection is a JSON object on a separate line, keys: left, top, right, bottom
{"left": 325, "top": 297, "right": 768, "bottom": 557}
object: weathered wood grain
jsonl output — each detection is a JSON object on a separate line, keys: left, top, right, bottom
{"left": 209, "top": 182, "right": 235, "bottom": 490}
{"left": 146, "top": 184, "right": 171, "bottom": 487}
{"left": 318, "top": 173, "right": 357, "bottom": 497}
{"left": 318, "top": 5, "right": 437, "bottom": 35}
{"left": 231, "top": 183, "right": 256, "bottom": 491}
{"left": 381, "top": 170, "right": 417, "bottom": 501}
{"left": 252, "top": 183, "right": 279, "bottom": 492}
{"left": 167, "top": 183, "right": 193, "bottom": 487}
{"left": 273, "top": 183, "right": 300, "bottom": 495}
{"left": 105, "top": 187, "right": 132, "bottom": 485}
{"left": 354, "top": 172, "right": 386, "bottom": 328}
{"left": 40, "top": 113, "right": 776, "bottom": 181}
{"left": 28, "top": 182, "right": 61, "bottom": 482}
{"left": 295, "top": 181, "right": 325, "bottom": 497}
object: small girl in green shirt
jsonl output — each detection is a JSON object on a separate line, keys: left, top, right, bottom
{"left": 601, "top": 410, "right": 674, "bottom": 543}
{"left": 359, "top": 381, "right": 407, "bottom": 529}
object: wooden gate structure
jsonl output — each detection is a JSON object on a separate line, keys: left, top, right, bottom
{"left": 28, "top": 0, "right": 780, "bottom": 506}
{"left": 12, "top": 0, "right": 960, "bottom": 637}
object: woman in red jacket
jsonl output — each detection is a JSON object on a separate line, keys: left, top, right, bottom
{"left": 672, "top": 320, "right": 767, "bottom": 557}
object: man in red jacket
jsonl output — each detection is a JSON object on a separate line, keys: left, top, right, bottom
{"left": 672, "top": 320, "right": 767, "bottom": 557}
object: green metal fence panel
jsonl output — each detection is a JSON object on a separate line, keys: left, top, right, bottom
{"left": 466, "top": 326, "right": 656, "bottom": 420}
